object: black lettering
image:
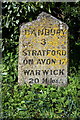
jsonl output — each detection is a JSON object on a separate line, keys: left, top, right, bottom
{"left": 37, "top": 59, "right": 41, "bottom": 64}
{"left": 41, "top": 59, "right": 46, "bottom": 64}
{"left": 23, "top": 50, "right": 27, "bottom": 56}
{"left": 31, "top": 29, "right": 36, "bottom": 36}
{"left": 59, "top": 69, "right": 64, "bottom": 75}
{"left": 28, "top": 59, "right": 34, "bottom": 64}
{"left": 41, "top": 39, "right": 46, "bottom": 45}
{"left": 47, "top": 50, "right": 51, "bottom": 55}
{"left": 50, "top": 78, "right": 58, "bottom": 83}
{"left": 61, "top": 29, "right": 65, "bottom": 35}
{"left": 29, "top": 78, "right": 34, "bottom": 83}
{"left": 27, "top": 50, "right": 31, "bottom": 56}
{"left": 50, "top": 70, "right": 53, "bottom": 75}
{"left": 29, "top": 78, "right": 39, "bottom": 84}
{"left": 50, "top": 78, "right": 55, "bottom": 83}
{"left": 25, "top": 29, "right": 30, "bottom": 35}
{"left": 23, "top": 59, "right": 34, "bottom": 65}
{"left": 59, "top": 60, "right": 62, "bottom": 64}
{"left": 50, "top": 29, "right": 55, "bottom": 35}
{"left": 42, "top": 70, "right": 49, "bottom": 75}
{"left": 57, "top": 50, "right": 61, "bottom": 56}
{"left": 57, "top": 29, "right": 61, "bottom": 35}
{"left": 23, "top": 49, "right": 66, "bottom": 57}
{"left": 62, "top": 50, "right": 66, "bottom": 56}
{"left": 38, "top": 29, "right": 44, "bottom": 36}
{"left": 30, "top": 70, "right": 34, "bottom": 75}
{"left": 42, "top": 50, "right": 46, "bottom": 56}
{"left": 52, "top": 59, "right": 56, "bottom": 64}
{"left": 45, "top": 29, "right": 50, "bottom": 35}
{"left": 23, "top": 49, "right": 31, "bottom": 56}
{"left": 59, "top": 59, "right": 65, "bottom": 64}
{"left": 24, "top": 70, "right": 30, "bottom": 75}
{"left": 37, "top": 50, "right": 42, "bottom": 56}
{"left": 53, "top": 70, "right": 58, "bottom": 75}
{"left": 32, "top": 50, "right": 37, "bottom": 56}
{"left": 35, "top": 70, "right": 41, "bottom": 75}
{"left": 46, "top": 59, "right": 50, "bottom": 64}
{"left": 35, "top": 78, "right": 39, "bottom": 83}
{"left": 42, "top": 78, "right": 48, "bottom": 83}
{"left": 51, "top": 50, "right": 55, "bottom": 56}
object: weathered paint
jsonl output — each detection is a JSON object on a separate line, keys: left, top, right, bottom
{"left": 18, "top": 12, "right": 68, "bottom": 86}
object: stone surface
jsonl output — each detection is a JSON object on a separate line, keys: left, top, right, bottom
{"left": 18, "top": 12, "right": 68, "bottom": 86}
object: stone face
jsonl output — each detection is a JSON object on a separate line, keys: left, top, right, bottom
{"left": 18, "top": 12, "right": 68, "bottom": 86}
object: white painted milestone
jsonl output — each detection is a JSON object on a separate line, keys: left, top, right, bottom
{"left": 18, "top": 12, "right": 68, "bottom": 86}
